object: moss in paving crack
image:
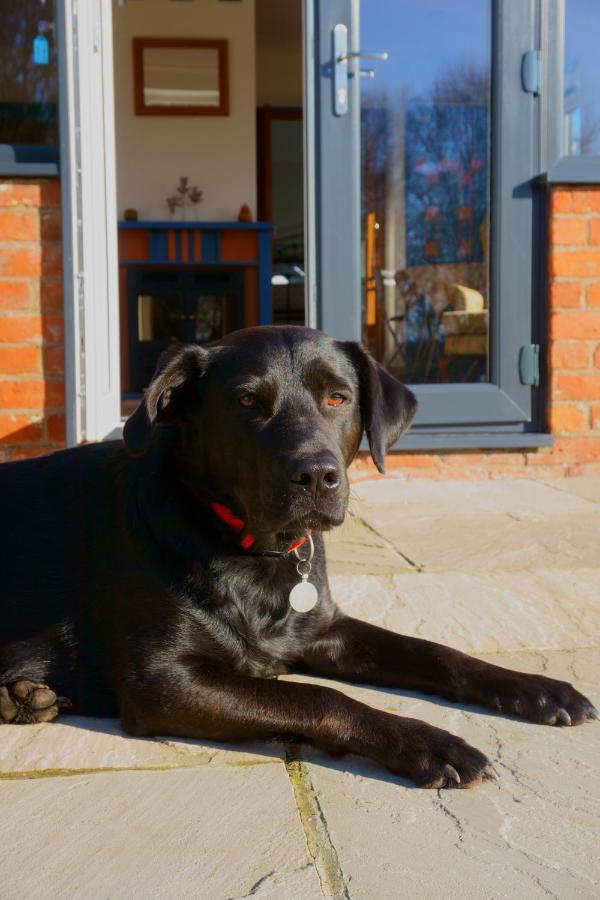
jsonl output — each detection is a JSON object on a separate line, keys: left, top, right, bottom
{"left": 284, "top": 744, "right": 349, "bottom": 900}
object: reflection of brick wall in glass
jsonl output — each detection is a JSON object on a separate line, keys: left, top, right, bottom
{"left": 404, "top": 104, "right": 488, "bottom": 268}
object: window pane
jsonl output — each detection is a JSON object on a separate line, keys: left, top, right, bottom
{"left": 564, "top": 0, "right": 600, "bottom": 156}
{"left": 0, "top": 1, "right": 58, "bottom": 147}
{"left": 361, "top": 0, "right": 491, "bottom": 385}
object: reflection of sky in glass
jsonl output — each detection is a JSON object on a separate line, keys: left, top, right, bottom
{"left": 360, "top": 0, "right": 489, "bottom": 99}
{"left": 565, "top": 0, "right": 600, "bottom": 155}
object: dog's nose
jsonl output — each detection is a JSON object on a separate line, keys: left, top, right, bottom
{"left": 289, "top": 455, "right": 341, "bottom": 495}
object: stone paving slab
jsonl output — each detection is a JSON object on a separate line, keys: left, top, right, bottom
{"left": 349, "top": 478, "right": 600, "bottom": 573}
{"left": 283, "top": 647, "right": 600, "bottom": 900}
{"left": 324, "top": 514, "right": 412, "bottom": 575}
{"left": 329, "top": 568, "right": 600, "bottom": 653}
{"left": 543, "top": 476, "right": 600, "bottom": 504}
{"left": 350, "top": 477, "right": 600, "bottom": 518}
{"left": 0, "top": 764, "right": 323, "bottom": 900}
{"left": 350, "top": 508, "right": 600, "bottom": 572}
{"left": 0, "top": 716, "right": 284, "bottom": 778}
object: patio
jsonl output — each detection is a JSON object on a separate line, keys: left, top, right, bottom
{"left": 1, "top": 475, "right": 599, "bottom": 899}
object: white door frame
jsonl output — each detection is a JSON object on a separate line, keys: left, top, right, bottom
{"left": 58, "top": 0, "right": 121, "bottom": 445}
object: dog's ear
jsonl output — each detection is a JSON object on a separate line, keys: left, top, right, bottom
{"left": 344, "top": 342, "right": 417, "bottom": 474}
{"left": 123, "top": 344, "right": 211, "bottom": 455}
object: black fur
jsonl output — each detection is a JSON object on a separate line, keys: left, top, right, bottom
{"left": 1, "top": 326, "right": 595, "bottom": 788}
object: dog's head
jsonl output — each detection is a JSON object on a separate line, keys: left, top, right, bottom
{"left": 124, "top": 326, "right": 416, "bottom": 537}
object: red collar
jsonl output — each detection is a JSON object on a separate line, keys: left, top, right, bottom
{"left": 210, "top": 501, "right": 310, "bottom": 555}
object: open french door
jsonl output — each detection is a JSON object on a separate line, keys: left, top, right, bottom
{"left": 58, "top": 0, "right": 120, "bottom": 444}
{"left": 309, "top": 0, "right": 549, "bottom": 448}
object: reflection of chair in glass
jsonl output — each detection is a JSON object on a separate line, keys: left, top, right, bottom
{"left": 375, "top": 271, "right": 441, "bottom": 382}
{"left": 439, "top": 283, "right": 488, "bottom": 382}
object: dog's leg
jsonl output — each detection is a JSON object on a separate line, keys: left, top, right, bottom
{"left": 119, "top": 669, "right": 495, "bottom": 788}
{"left": 0, "top": 680, "right": 70, "bottom": 724}
{"left": 301, "top": 617, "right": 598, "bottom": 727}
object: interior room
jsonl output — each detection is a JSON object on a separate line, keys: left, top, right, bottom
{"left": 111, "top": 0, "right": 303, "bottom": 409}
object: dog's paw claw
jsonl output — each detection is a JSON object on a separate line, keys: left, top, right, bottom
{"left": 555, "top": 707, "right": 572, "bottom": 727}
{"left": 442, "top": 764, "right": 461, "bottom": 787}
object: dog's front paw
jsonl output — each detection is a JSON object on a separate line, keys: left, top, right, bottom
{"left": 487, "top": 671, "right": 598, "bottom": 727}
{"left": 0, "top": 680, "right": 69, "bottom": 724}
{"left": 377, "top": 718, "right": 497, "bottom": 789}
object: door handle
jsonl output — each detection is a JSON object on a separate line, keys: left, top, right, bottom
{"left": 333, "top": 24, "right": 388, "bottom": 116}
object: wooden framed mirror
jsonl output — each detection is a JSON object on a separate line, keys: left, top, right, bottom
{"left": 133, "top": 38, "right": 229, "bottom": 116}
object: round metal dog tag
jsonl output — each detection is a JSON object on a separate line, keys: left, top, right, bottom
{"left": 289, "top": 579, "right": 318, "bottom": 612}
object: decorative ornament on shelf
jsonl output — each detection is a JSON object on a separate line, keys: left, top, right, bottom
{"left": 123, "top": 208, "right": 138, "bottom": 222}
{"left": 166, "top": 178, "right": 203, "bottom": 220}
{"left": 237, "top": 203, "right": 252, "bottom": 222}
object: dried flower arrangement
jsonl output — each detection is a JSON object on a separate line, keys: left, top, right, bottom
{"left": 166, "top": 177, "right": 204, "bottom": 219}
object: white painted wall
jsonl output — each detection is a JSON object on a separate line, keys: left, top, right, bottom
{"left": 112, "top": 0, "right": 256, "bottom": 221}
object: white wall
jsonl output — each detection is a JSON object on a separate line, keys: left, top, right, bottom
{"left": 112, "top": 0, "right": 256, "bottom": 221}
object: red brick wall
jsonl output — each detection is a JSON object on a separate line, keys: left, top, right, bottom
{"left": 352, "top": 185, "right": 600, "bottom": 480}
{"left": 0, "top": 179, "right": 65, "bottom": 461}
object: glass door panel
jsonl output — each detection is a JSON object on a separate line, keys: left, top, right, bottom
{"left": 311, "top": 0, "right": 539, "bottom": 436}
{"left": 361, "top": 0, "right": 491, "bottom": 386}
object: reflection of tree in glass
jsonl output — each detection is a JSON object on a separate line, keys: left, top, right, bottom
{"left": 405, "top": 59, "right": 489, "bottom": 268}
{"left": 361, "top": 60, "right": 490, "bottom": 382}
{"left": 0, "top": 3, "right": 58, "bottom": 145}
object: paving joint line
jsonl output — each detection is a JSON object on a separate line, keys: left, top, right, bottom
{"left": 352, "top": 514, "right": 424, "bottom": 571}
{"left": 284, "top": 743, "right": 350, "bottom": 900}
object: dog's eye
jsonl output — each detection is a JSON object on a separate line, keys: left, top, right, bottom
{"left": 327, "top": 392, "right": 346, "bottom": 407}
{"left": 239, "top": 394, "right": 258, "bottom": 408}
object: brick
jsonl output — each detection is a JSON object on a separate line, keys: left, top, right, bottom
{"left": 0, "top": 183, "right": 41, "bottom": 208}
{"left": 47, "top": 413, "right": 66, "bottom": 443}
{"left": 550, "top": 217, "right": 586, "bottom": 246}
{"left": 553, "top": 436, "right": 600, "bottom": 463}
{"left": 591, "top": 405, "right": 600, "bottom": 429}
{"left": 550, "top": 189, "right": 600, "bottom": 214}
{"left": 40, "top": 208, "right": 61, "bottom": 242}
{"left": 40, "top": 278, "right": 63, "bottom": 312}
{"left": 550, "top": 311, "right": 600, "bottom": 339}
{"left": 0, "top": 414, "right": 43, "bottom": 443}
{"left": 0, "top": 246, "right": 42, "bottom": 277}
{"left": 384, "top": 453, "right": 439, "bottom": 468}
{"left": 555, "top": 373, "right": 600, "bottom": 400}
{"left": 589, "top": 219, "right": 600, "bottom": 245}
{"left": 43, "top": 345, "right": 64, "bottom": 376}
{"left": 549, "top": 281, "right": 582, "bottom": 308}
{"left": 42, "top": 315, "right": 64, "bottom": 344}
{"left": 594, "top": 344, "right": 600, "bottom": 368}
{"left": 549, "top": 342, "right": 589, "bottom": 369}
{"left": 39, "top": 180, "right": 61, "bottom": 208}
{"left": 549, "top": 250, "right": 600, "bottom": 277}
{"left": 0, "top": 210, "right": 38, "bottom": 241}
{"left": 0, "top": 315, "right": 42, "bottom": 343}
{"left": 0, "top": 280, "right": 30, "bottom": 310}
{"left": 549, "top": 404, "right": 587, "bottom": 433}
{"left": 438, "top": 453, "right": 487, "bottom": 467}
{"left": 588, "top": 283, "right": 600, "bottom": 307}
{"left": 0, "top": 345, "right": 41, "bottom": 374}
{"left": 45, "top": 380, "right": 65, "bottom": 408}
{"left": 40, "top": 242, "right": 63, "bottom": 277}
{"left": 0, "top": 380, "right": 44, "bottom": 409}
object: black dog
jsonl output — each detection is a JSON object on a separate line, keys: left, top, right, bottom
{"left": 0, "top": 326, "right": 596, "bottom": 788}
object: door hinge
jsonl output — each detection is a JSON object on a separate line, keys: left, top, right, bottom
{"left": 521, "top": 50, "right": 542, "bottom": 95}
{"left": 519, "top": 344, "right": 540, "bottom": 386}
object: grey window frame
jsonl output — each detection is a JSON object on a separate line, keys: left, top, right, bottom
{"left": 311, "top": 0, "right": 554, "bottom": 449}
{"left": 543, "top": 0, "right": 600, "bottom": 184}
